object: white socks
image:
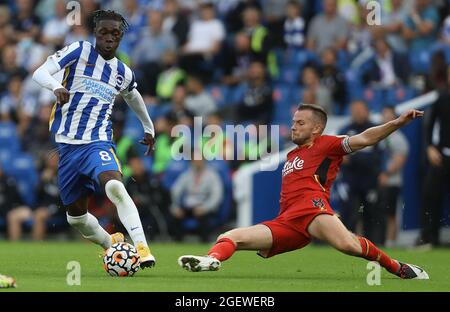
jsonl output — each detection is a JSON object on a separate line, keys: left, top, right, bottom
{"left": 104, "top": 179, "right": 148, "bottom": 247}
{"left": 67, "top": 213, "right": 111, "bottom": 249}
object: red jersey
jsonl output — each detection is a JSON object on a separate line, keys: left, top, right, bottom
{"left": 279, "top": 135, "right": 352, "bottom": 213}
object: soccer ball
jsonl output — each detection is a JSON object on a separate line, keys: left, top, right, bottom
{"left": 103, "top": 242, "right": 140, "bottom": 277}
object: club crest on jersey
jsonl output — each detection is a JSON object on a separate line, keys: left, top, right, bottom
{"left": 282, "top": 156, "right": 304, "bottom": 176}
{"left": 312, "top": 198, "right": 325, "bottom": 210}
{"left": 115, "top": 74, "right": 124, "bottom": 88}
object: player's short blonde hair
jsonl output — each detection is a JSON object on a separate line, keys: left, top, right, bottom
{"left": 297, "top": 103, "right": 328, "bottom": 128}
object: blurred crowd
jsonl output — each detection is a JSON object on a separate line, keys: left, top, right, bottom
{"left": 0, "top": 0, "right": 449, "bottom": 246}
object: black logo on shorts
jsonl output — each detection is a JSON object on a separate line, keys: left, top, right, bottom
{"left": 312, "top": 198, "right": 325, "bottom": 209}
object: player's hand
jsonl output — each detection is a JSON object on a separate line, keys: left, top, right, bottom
{"left": 396, "top": 109, "right": 424, "bottom": 126}
{"left": 427, "top": 145, "right": 443, "bottom": 167}
{"left": 139, "top": 132, "right": 155, "bottom": 156}
{"left": 54, "top": 88, "right": 70, "bottom": 106}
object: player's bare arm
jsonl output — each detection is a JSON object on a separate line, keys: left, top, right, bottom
{"left": 348, "top": 109, "right": 424, "bottom": 152}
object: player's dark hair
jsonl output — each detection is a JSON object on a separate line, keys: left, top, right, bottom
{"left": 297, "top": 103, "right": 328, "bottom": 127}
{"left": 93, "top": 10, "right": 129, "bottom": 32}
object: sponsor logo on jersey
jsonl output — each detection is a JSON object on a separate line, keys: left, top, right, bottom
{"left": 312, "top": 198, "right": 325, "bottom": 210}
{"left": 116, "top": 74, "right": 124, "bottom": 88}
{"left": 282, "top": 156, "right": 304, "bottom": 176}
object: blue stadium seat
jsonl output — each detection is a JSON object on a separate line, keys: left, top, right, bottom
{"left": 160, "top": 159, "right": 189, "bottom": 190}
{"left": 0, "top": 148, "right": 13, "bottom": 168}
{"left": 124, "top": 109, "right": 144, "bottom": 140}
{"left": 272, "top": 85, "right": 299, "bottom": 127}
{"left": 272, "top": 84, "right": 291, "bottom": 105}
{"left": 409, "top": 50, "right": 431, "bottom": 74}
{"left": 0, "top": 122, "right": 21, "bottom": 152}
{"left": 386, "top": 86, "right": 416, "bottom": 105}
{"left": 228, "top": 84, "right": 246, "bottom": 105}
{"left": 5, "top": 153, "right": 39, "bottom": 207}
{"left": 290, "top": 86, "right": 304, "bottom": 104}
{"left": 283, "top": 49, "right": 313, "bottom": 67}
{"left": 141, "top": 156, "right": 153, "bottom": 173}
{"left": 207, "top": 84, "right": 229, "bottom": 108}
{"left": 363, "top": 88, "right": 384, "bottom": 113}
{"left": 148, "top": 104, "right": 171, "bottom": 121}
{"left": 277, "top": 66, "right": 300, "bottom": 85}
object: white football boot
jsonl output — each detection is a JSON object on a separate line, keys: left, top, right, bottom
{"left": 398, "top": 262, "right": 430, "bottom": 279}
{"left": 178, "top": 255, "right": 221, "bottom": 272}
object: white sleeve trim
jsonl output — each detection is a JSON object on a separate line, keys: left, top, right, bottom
{"left": 122, "top": 88, "right": 155, "bottom": 136}
{"left": 341, "top": 136, "right": 353, "bottom": 154}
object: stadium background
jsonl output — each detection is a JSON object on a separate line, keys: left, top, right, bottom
{"left": 0, "top": 0, "right": 449, "bottom": 247}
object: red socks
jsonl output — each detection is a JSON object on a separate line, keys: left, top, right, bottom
{"left": 207, "top": 238, "right": 237, "bottom": 261}
{"left": 358, "top": 236, "right": 400, "bottom": 274}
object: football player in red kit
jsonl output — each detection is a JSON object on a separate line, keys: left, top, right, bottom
{"left": 178, "top": 104, "right": 429, "bottom": 279}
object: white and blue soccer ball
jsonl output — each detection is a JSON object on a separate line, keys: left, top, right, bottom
{"left": 103, "top": 242, "right": 140, "bottom": 277}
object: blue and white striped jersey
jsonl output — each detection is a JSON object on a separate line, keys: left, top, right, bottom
{"left": 48, "top": 41, "right": 136, "bottom": 144}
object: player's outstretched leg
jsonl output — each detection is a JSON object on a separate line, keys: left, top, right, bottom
{"left": 178, "top": 224, "right": 272, "bottom": 272}
{"left": 308, "top": 214, "right": 429, "bottom": 279}
{"left": 103, "top": 178, "right": 155, "bottom": 268}
{"left": 67, "top": 197, "right": 124, "bottom": 250}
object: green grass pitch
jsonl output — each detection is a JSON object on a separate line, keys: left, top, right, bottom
{"left": 1, "top": 241, "right": 449, "bottom": 292}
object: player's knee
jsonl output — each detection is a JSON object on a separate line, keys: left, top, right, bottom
{"left": 217, "top": 230, "right": 243, "bottom": 246}
{"left": 337, "top": 239, "right": 361, "bottom": 255}
{"left": 217, "top": 232, "right": 231, "bottom": 242}
{"left": 104, "top": 179, "right": 126, "bottom": 202}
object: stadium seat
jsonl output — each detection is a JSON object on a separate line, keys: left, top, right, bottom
{"left": 272, "top": 85, "right": 300, "bottom": 127}
{"left": 0, "top": 148, "right": 13, "bottom": 168}
{"left": 386, "top": 86, "right": 416, "bottom": 105}
{"left": 363, "top": 87, "right": 384, "bottom": 113}
{"left": 124, "top": 109, "right": 144, "bottom": 140}
{"left": 207, "top": 84, "right": 229, "bottom": 108}
{"left": 0, "top": 122, "right": 21, "bottom": 153}
{"left": 5, "top": 153, "right": 39, "bottom": 207}
{"left": 290, "top": 86, "right": 304, "bottom": 104}
{"left": 160, "top": 159, "right": 189, "bottom": 190}
{"left": 277, "top": 65, "right": 300, "bottom": 85}
{"left": 141, "top": 156, "right": 153, "bottom": 173}
{"left": 409, "top": 50, "right": 431, "bottom": 74}
{"left": 227, "top": 84, "right": 246, "bottom": 105}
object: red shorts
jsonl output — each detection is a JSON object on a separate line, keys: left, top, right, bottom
{"left": 259, "top": 195, "right": 334, "bottom": 258}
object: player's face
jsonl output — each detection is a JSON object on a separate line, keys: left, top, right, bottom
{"left": 94, "top": 20, "right": 123, "bottom": 58}
{"left": 291, "top": 110, "right": 320, "bottom": 145}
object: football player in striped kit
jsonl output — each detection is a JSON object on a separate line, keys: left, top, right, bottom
{"left": 33, "top": 10, "right": 156, "bottom": 268}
